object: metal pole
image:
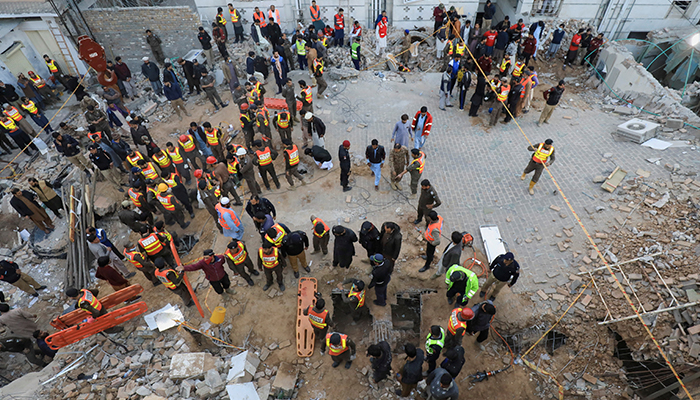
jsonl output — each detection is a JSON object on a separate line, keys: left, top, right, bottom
{"left": 598, "top": 301, "right": 700, "bottom": 325}
{"left": 576, "top": 252, "right": 663, "bottom": 275}
{"left": 683, "top": 47, "right": 694, "bottom": 98}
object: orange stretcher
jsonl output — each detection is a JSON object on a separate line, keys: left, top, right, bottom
{"left": 46, "top": 302, "right": 148, "bottom": 350}
{"left": 296, "top": 277, "right": 318, "bottom": 357}
{"left": 50, "top": 285, "right": 145, "bottom": 330}
{"left": 264, "top": 97, "right": 302, "bottom": 111}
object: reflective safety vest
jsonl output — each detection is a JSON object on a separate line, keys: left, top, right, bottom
{"left": 229, "top": 8, "right": 239, "bottom": 23}
{"left": 225, "top": 241, "right": 247, "bottom": 264}
{"left": 153, "top": 151, "right": 172, "bottom": 169}
{"left": 246, "top": 89, "right": 257, "bottom": 105}
{"left": 455, "top": 43, "right": 466, "bottom": 55}
{"left": 163, "top": 172, "right": 179, "bottom": 188}
{"left": 78, "top": 289, "right": 102, "bottom": 312}
{"left": 424, "top": 215, "right": 443, "bottom": 242}
{"left": 205, "top": 129, "right": 220, "bottom": 146}
{"left": 496, "top": 84, "right": 510, "bottom": 102}
{"left": 253, "top": 11, "right": 267, "bottom": 27}
{"left": 532, "top": 143, "right": 553, "bottom": 164}
{"left": 312, "top": 218, "right": 329, "bottom": 237}
{"left": 308, "top": 307, "right": 329, "bottom": 328}
{"left": 216, "top": 12, "right": 227, "bottom": 26}
{"left": 445, "top": 265, "right": 479, "bottom": 300}
{"left": 259, "top": 247, "right": 280, "bottom": 268}
{"left": 154, "top": 227, "right": 172, "bottom": 243}
{"left": 21, "top": 101, "right": 38, "bottom": 115}
{"left": 0, "top": 118, "right": 18, "bottom": 132}
{"left": 489, "top": 79, "right": 501, "bottom": 91}
{"left": 141, "top": 162, "right": 159, "bottom": 180}
{"left": 296, "top": 40, "right": 307, "bottom": 55}
{"left": 268, "top": 8, "right": 280, "bottom": 23}
{"left": 157, "top": 192, "right": 176, "bottom": 211}
{"left": 128, "top": 188, "right": 144, "bottom": 207}
{"left": 348, "top": 288, "right": 365, "bottom": 309}
{"left": 499, "top": 58, "right": 511, "bottom": 73}
{"left": 334, "top": 13, "right": 344, "bottom": 30}
{"left": 167, "top": 147, "right": 184, "bottom": 164}
{"left": 276, "top": 112, "right": 290, "bottom": 129}
{"left": 254, "top": 81, "right": 263, "bottom": 96}
{"left": 425, "top": 327, "right": 446, "bottom": 354}
{"left": 139, "top": 233, "right": 164, "bottom": 255}
{"left": 3, "top": 107, "right": 23, "bottom": 122}
{"left": 241, "top": 113, "right": 252, "bottom": 129}
{"left": 310, "top": 5, "right": 321, "bottom": 22}
{"left": 325, "top": 333, "right": 349, "bottom": 356}
{"left": 448, "top": 307, "right": 467, "bottom": 335}
{"left": 256, "top": 147, "right": 272, "bottom": 166}
{"left": 512, "top": 61, "right": 525, "bottom": 77}
{"left": 215, "top": 203, "right": 241, "bottom": 230}
{"left": 285, "top": 145, "right": 299, "bottom": 166}
{"left": 29, "top": 75, "right": 45, "bottom": 88}
{"left": 256, "top": 109, "right": 269, "bottom": 127}
{"left": 313, "top": 58, "right": 324, "bottom": 75}
{"left": 46, "top": 60, "right": 58, "bottom": 73}
{"left": 155, "top": 268, "right": 178, "bottom": 289}
{"left": 320, "top": 37, "right": 328, "bottom": 47}
{"left": 124, "top": 248, "right": 146, "bottom": 269}
{"left": 265, "top": 223, "right": 286, "bottom": 247}
{"left": 87, "top": 131, "right": 103, "bottom": 143}
{"left": 301, "top": 86, "right": 313, "bottom": 104}
{"left": 351, "top": 42, "right": 360, "bottom": 60}
{"left": 178, "top": 135, "right": 196, "bottom": 152}
{"left": 227, "top": 158, "right": 239, "bottom": 174}
{"left": 126, "top": 151, "right": 145, "bottom": 167}
{"left": 415, "top": 152, "right": 425, "bottom": 174}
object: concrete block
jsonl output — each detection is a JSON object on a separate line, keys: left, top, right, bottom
{"left": 169, "top": 352, "right": 217, "bottom": 379}
{"left": 667, "top": 118, "right": 684, "bottom": 129}
{"left": 271, "top": 362, "right": 297, "bottom": 397}
{"left": 225, "top": 382, "right": 259, "bottom": 400}
{"left": 227, "top": 350, "right": 260, "bottom": 383}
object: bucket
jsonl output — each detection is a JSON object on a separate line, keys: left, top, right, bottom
{"left": 210, "top": 306, "right": 226, "bottom": 324}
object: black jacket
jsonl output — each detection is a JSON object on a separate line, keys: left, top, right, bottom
{"left": 440, "top": 346, "right": 465, "bottom": 378}
{"left": 54, "top": 134, "right": 81, "bottom": 157}
{"left": 89, "top": 148, "right": 114, "bottom": 170}
{"left": 368, "top": 261, "right": 391, "bottom": 288}
{"left": 308, "top": 117, "right": 326, "bottom": 138}
{"left": 370, "top": 341, "right": 393, "bottom": 377}
{"left": 284, "top": 230, "right": 309, "bottom": 256}
{"left": 545, "top": 86, "right": 565, "bottom": 106}
{"left": 401, "top": 349, "right": 425, "bottom": 384}
{"left": 490, "top": 254, "right": 520, "bottom": 285}
{"left": 268, "top": 23, "right": 282, "bottom": 45}
{"left": 338, "top": 145, "right": 351, "bottom": 170}
{"left": 365, "top": 145, "right": 386, "bottom": 164}
{"left": 359, "top": 221, "right": 382, "bottom": 256}
{"left": 9, "top": 191, "right": 42, "bottom": 219}
{"left": 332, "top": 226, "right": 357, "bottom": 266}
{"left": 245, "top": 197, "right": 276, "bottom": 219}
{"left": 0, "top": 260, "right": 21, "bottom": 284}
{"left": 309, "top": 145, "right": 332, "bottom": 163}
{"left": 110, "top": 139, "right": 132, "bottom": 161}
{"left": 181, "top": 60, "right": 195, "bottom": 79}
{"left": 467, "top": 301, "right": 495, "bottom": 333}
{"left": 471, "top": 75, "right": 486, "bottom": 105}
{"left": 379, "top": 222, "right": 402, "bottom": 262}
{"left": 198, "top": 30, "right": 213, "bottom": 50}
{"left": 441, "top": 242, "right": 462, "bottom": 269}
{"left": 141, "top": 62, "right": 160, "bottom": 82}
{"left": 0, "top": 84, "right": 20, "bottom": 102}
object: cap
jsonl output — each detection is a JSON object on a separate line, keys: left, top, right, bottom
{"left": 342, "top": 140, "right": 350, "bottom": 147}
{"left": 220, "top": 197, "right": 230, "bottom": 205}
{"left": 179, "top": 134, "right": 188, "bottom": 142}
{"left": 304, "top": 112, "right": 313, "bottom": 120}
{"left": 131, "top": 166, "right": 140, "bottom": 173}
{"left": 158, "top": 183, "right": 168, "bottom": 192}
{"left": 65, "top": 288, "right": 79, "bottom": 297}
{"left": 236, "top": 148, "right": 247, "bottom": 156}
{"left": 203, "top": 249, "right": 215, "bottom": 256}
{"left": 461, "top": 308, "right": 475, "bottom": 320}
{"left": 206, "top": 156, "right": 217, "bottom": 164}
{"left": 121, "top": 200, "right": 131, "bottom": 208}
{"left": 405, "top": 29, "right": 410, "bottom": 34}
{"left": 503, "top": 252, "right": 515, "bottom": 260}
{"left": 370, "top": 254, "right": 384, "bottom": 263}
{"left": 142, "top": 56, "right": 149, "bottom": 61}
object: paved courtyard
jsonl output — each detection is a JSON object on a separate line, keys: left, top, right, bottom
{"left": 294, "top": 70, "right": 700, "bottom": 295}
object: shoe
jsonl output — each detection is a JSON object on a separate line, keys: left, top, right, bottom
{"left": 152, "top": 281, "right": 161, "bottom": 287}
{"left": 374, "top": 185, "right": 378, "bottom": 191}
{"left": 118, "top": 188, "right": 125, "bottom": 192}
{"left": 294, "top": 271, "right": 300, "bottom": 278}
{"left": 418, "top": 266, "right": 430, "bottom": 273}
{"left": 342, "top": 186, "right": 352, "bottom": 192}
{"left": 126, "top": 272, "right": 136, "bottom": 279}
{"left": 214, "top": 106, "right": 220, "bottom": 111}
{"left": 233, "top": 202, "right": 243, "bottom": 206}
{"left": 293, "top": 117, "right": 300, "bottom": 122}
{"left": 537, "top": 122, "right": 542, "bottom": 127}
{"left": 489, "top": 296, "right": 496, "bottom": 301}
{"left": 247, "top": 279, "right": 254, "bottom": 286}
{"left": 413, "top": 219, "right": 421, "bottom": 224}
{"left": 279, "top": 284, "right": 286, "bottom": 292}
{"left": 275, "top": 184, "right": 281, "bottom": 189}
{"left": 265, "top": 186, "right": 271, "bottom": 191}
{"left": 430, "top": 273, "right": 440, "bottom": 280}
{"left": 189, "top": 212, "right": 195, "bottom": 218}
{"left": 373, "top": 300, "right": 386, "bottom": 306}
{"left": 447, "top": 297, "right": 454, "bottom": 305}
{"left": 126, "top": 295, "right": 142, "bottom": 304}
{"left": 38, "top": 285, "right": 47, "bottom": 290}
{"left": 221, "top": 103, "right": 229, "bottom": 108}
{"left": 262, "top": 284, "right": 271, "bottom": 291}
{"left": 344, "top": 361, "right": 352, "bottom": 369}
{"left": 181, "top": 222, "right": 191, "bottom": 229}
{"left": 544, "top": 120, "right": 550, "bottom": 124}
{"left": 332, "top": 361, "right": 340, "bottom": 368}
{"left": 521, "top": 174, "right": 526, "bottom": 180}
{"left": 396, "top": 390, "right": 402, "bottom": 396}
{"left": 304, "top": 266, "right": 311, "bottom": 273}
{"left": 251, "top": 270, "right": 260, "bottom": 276}
{"left": 420, "top": 255, "right": 427, "bottom": 260}
{"left": 479, "top": 291, "right": 486, "bottom": 298}
{"left": 31, "top": 293, "right": 39, "bottom": 297}
{"left": 523, "top": 110, "right": 529, "bottom": 114}
{"left": 529, "top": 188, "right": 534, "bottom": 195}
{"left": 225, "top": 288, "right": 236, "bottom": 295}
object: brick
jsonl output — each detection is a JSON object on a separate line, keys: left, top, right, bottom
{"left": 687, "top": 325, "right": 700, "bottom": 335}
{"left": 582, "top": 373, "right": 598, "bottom": 385}
{"left": 581, "top": 295, "right": 592, "bottom": 306}
{"left": 549, "top": 205, "right": 561, "bottom": 211}
{"left": 536, "top": 290, "right": 548, "bottom": 300}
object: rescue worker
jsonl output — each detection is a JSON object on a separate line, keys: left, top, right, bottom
{"left": 254, "top": 104, "right": 272, "bottom": 143}
{"left": 197, "top": 176, "right": 222, "bottom": 232}
{"left": 273, "top": 110, "right": 293, "bottom": 143}
{"left": 284, "top": 229, "right": 310, "bottom": 278}
{"left": 253, "top": 140, "right": 281, "bottom": 190}
{"left": 445, "top": 306, "right": 474, "bottom": 350}
{"left": 445, "top": 264, "right": 479, "bottom": 306}
{"left": 237, "top": 147, "right": 261, "bottom": 197}
{"left": 202, "top": 122, "right": 225, "bottom": 162}
{"left": 321, "top": 332, "right": 356, "bottom": 369}
{"left": 419, "top": 211, "right": 443, "bottom": 273}
{"left": 264, "top": 221, "right": 290, "bottom": 248}
{"left": 178, "top": 132, "right": 205, "bottom": 170}
{"left": 498, "top": 54, "right": 512, "bottom": 78}
{"left": 521, "top": 139, "right": 554, "bottom": 195}
{"left": 64, "top": 287, "right": 124, "bottom": 333}
{"left": 137, "top": 225, "right": 176, "bottom": 267}
{"left": 239, "top": 103, "right": 255, "bottom": 150}
{"left": 180, "top": 249, "right": 235, "bottom": 296}
{"left": 165, "top": 141, "right": 191, "bottom": 184}
{"left": 466, "top": 301, "right": 497, "bottom": 343}
{"left": 489, "top": 76, "right": 510, "bottom": 127}
{"left": 123, "top": 243, "right": 159, "bottom": 286}
{"left": 337, "top": 279, "right": 370, "bottom": 322}
{"left": 211, "top": 155, "right": 242, "bottom": 205}
{"left": 154, "top": 257, "right": 194, "bottom": 307}
{"left": 425, "top": 325, "right": 446, "bottom": 374}
{"left": 3, "top": 103, "right": 35, "bottom": 137}
{"left": 137, "top": 159, "right": 161, "bottom": 182}
{"left": 156, "top": 183, "right": 190, "bottom": 229}
{"left": 127, "top": 183, "right": 153, "bottom": 225}
{"left": 258, "top": 241, "right": 285, "bottom": 292}
{"left": 297, "top": 80, "right": 313, "bottom": 115}
{"left": 312, "top": 57, "right": 327, "bottom": 98}
{"left": 151, "top": 147, "right": 174, "bottom": 176}
{"left": 303, "top": 294, "right": 333, "bottom": 349}
{"left": 282, "top": 139, "right": 305, "bottom": 188}
{"left": 216, "top": 197, "right": 244, "bottom": 240}
{"left": 310, "top": 215, "right": 330, "bottom": 255}
{"left": 396, "top": 148, "right": 425, "bottom": 196}
{"left": 224, "top": 239, "right": 259, "bottom": 286}
{"left": 160, "top": 171, "right": 194, "bottom": 218}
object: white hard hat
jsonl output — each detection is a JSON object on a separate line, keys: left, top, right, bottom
{"left": 236, "top": 148, "right": 247, "bottom": 156}
{"left": 220, "top": 197, "right": 230, "bottom": 205}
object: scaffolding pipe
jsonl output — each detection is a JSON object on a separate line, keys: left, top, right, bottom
{"left": 577, "top": 252, "right": 663, "bottom": 275}
{"left": 598, "top": 301, "right": 700, "bottom": 325}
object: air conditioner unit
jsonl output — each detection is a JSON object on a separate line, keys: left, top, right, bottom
{"left": 616, "top": 118, "right": 659, "bottom": 144}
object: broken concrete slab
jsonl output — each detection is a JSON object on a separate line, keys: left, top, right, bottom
{"left": 272, "top": 362, "right": 298, "bottom": 398}
{"left": 225, "top": 382, "right": 259, "bottom": 400}
{"left": 227, "top": 350, "right": 261, "bottom": 383}
{"left": 169, "top": 353, "right": 218, "bottom": 379}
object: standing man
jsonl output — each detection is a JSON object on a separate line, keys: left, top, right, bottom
{"left": 368, "top": 254, "right": 390, "bottom": 306}
{"left": 445, "top": 306, "right": 473, "bottom": 350}
{"left": 155, "top": 184, "right": 190, "bottom": 229}
{"left": 388, "top": 143, "right": 409, "bottom": 191}
{"left": 52, "top": 131, "right": 91, "bottom": 173}
{"left": 138, "top": 226, "right": 176, "bottom": 267}
{"left": 284, "top": 230, "right": 310, "bottom": 278}
{"left": 466, "top": 301, "right": 497, "bottom": 344}
{"left": 224, "top": 239, "right": 259, "bottom": 287}
{"left": 489, "top": 77, "right": 509, "bottom": 127}
{"left": 283, "top": 139, "right": 305, "bottom": 187}
{"left": 114, "top": 57, "right": 137, "bottom": 101}
{"left": 367, "top": 341, "right": 392, "bottom": 383}
{"left": 253, "top": 140, "right": 281, "bottom": 190}
{"left": 310, "top": 0, "right": 324, "bottom": 31}
{"left": 154, "top": 258, "right": 194, "bottom": 307}
{"left": 375, "top": 11, "right": 388, "bottom": 54}
{"left": 10, "top": 188, "right": 54, "bottom": 234}
{"left": 379, "top": 222, "right": 402, "bottom": 273}
{"left": 581, "top": 33, "right": 605, "bottom": 66}
{"left": 312, "top": 58, "right": 327, "bottom": 98}
{"left": 396, "top": 343, "right": 424, "bottom": 397}
{"left": 546, "top": 24, "right": 566, "bottom": 60}
{"left": 350, "top": 37, "right": 362, "bottom": 70}
{"left": 538, "top": 80, "right": 565, "bottom": 126}
{"left": 180, "top": 249, "right": 235, "bottom": 296}
{"left": 310, "top": 215, "right": 330, "bottom": 255}
{"left": 425, "top": 325, "right": 445, "bottom": 375}
{"left": 332, "top": 225, "right": 357, "bottom": 269}
{"left": 271, "top": 51, "right": 288, "bottom": 95}
{"left": 123, "top": 244, "right": 158, "bottom": 285}
{"left": 419, "top": 211, "right": 443, "bottom": 273}
{"left": 433, "top": 231, "right": 466, "bottom": 279}
{"left": 339, "top": 140, "right": 352, "bottom": 192}
{"left": 202, "top": 122, "right": 225, "bottom": 161}
{"left": 0, "top": 260, "right": 46, "bottom": 297}
{"left": 201, "top": 70, "right": 228, "bottom": 111}
{"left": 411, "top": 106, "right": 432, "bottom": 150}
{"left": 273, "top": 110, "right": 293, "bottom": 143}
{"left": 84, "top": 105, "right": 112, "bottom": 141}
{"left": 141, "top": 57, "right": 162, "bottom": 96}
{"left": 89, "top": 145, "right": 123, "bottom": 192}
{"left": 333, "top": 9, "right": 345, "bottom": 47}
{"left": 322, "top": 332, "right": 356, "bottom": 369}
{"left": 27, "top": 177, "right": 63, "bottom": 218}
{"left": 216, "top": 197, "right": 244, "bottom": 240}
{"left": 197, "top": 27, "right": 214, "bottom": 64}
{"left": 521, "top": 138, "right": 554, "bottom": 195}
{"left": 163, "top": 71, "right": 189, "bottom": 121}
{"left": 521, "top": 67, "right": 539, "bottom": 114}
{"left": 480, "top": 252, "right": 520, "bottom": 300}
{"left": 238, "top": 148, "right": 261, "bottom": 197}
{"left": 414, "top": 179, "right": 441, "bottom": 224}
{"left": 228, "top": 4, "right": 245, "bottom": 43}
{"left": 396, "top": 149, "right": 424, "bottom": 197}
{"left": 483, "top": 0, "right": 495, "bottom": 29}
{"left": 391, "top": 114, "right": 413, "bottom": 148}
{"left": 258, "top": 242, "right": 285, "bottom": 292}
{"left": 282, "top": 78, "right": 298, "bottom": 122}
{"left": 365, "top": 139, "right": 385, "bottom": 191}
{"left": 211, "top": 156, "right": 242, "bottom": 204}
{"left": 564, "top": 28, "right": 584, "bottom": 67}
{"left": 146, "top": 30, "right": 165, "bottom": 63}
{"left": 177, "top": 57, "right": 200, "bottom": 96}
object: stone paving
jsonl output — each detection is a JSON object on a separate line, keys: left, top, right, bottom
{"left": 290, "top": 70, "right": 700, "bottom": 294}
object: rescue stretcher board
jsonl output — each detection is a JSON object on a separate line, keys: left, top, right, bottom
{"left": 479, "top": 224, "right": 507, "bottom": 264}
{"left": 296, "top": 277, "right": 318, "bottom": 357}
{"left": 50, "top": 284, "right": 145, "bottom": 330}
{"left": 264, "top": 97, "right": 302, "bottom": 111}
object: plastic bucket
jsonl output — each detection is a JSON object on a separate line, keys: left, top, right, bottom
{"left": 210, "top": 306, "right": 226, "bottom": 324}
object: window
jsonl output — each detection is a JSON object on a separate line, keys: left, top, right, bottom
{"left": 531, "top": 0, "right": 563, "bottom": 16}
{"left": 674, "top": 0, "right": 692, "bottom": 11}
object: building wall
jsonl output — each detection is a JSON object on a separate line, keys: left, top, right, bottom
{"left": 82, "top": 6, "right": 202, "bottom": 72}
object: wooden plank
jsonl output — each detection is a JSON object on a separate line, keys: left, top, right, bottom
{"left": 602, "top": 166, "right": 627, "bottom": 193}
{"left": 296, "top": 277, "right": 317, "bottom": 357}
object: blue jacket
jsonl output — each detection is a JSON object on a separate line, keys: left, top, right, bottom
{"left": 495, "top": 31, "right": 509, "bottom": 50}
{"left": 163, "top": 81, "right": 183, "bottom": 101}
{"left": 552, "top": 29, "right": 566, "bottom": 45}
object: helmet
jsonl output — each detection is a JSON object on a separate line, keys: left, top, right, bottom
{"left": 462, "top": 232, "right": 473, "bottom": 247}
{"left": 236, "top": 148, "right": 247, "bottom": 156}
{"left": 179, "top": 134, "right": 188, "bottom": 142}
{"left": 194, "top": 169, "right": 203, "bottom": 179}
{"left": 461, "top": 308, "right": 475, "bottom": 320}
{"left": 157, "top": 183, "right": 168, "bottom": 192}
{"left": 240, "top": 103, "right": 249, "bottom": 111}
{"left": 206, "top": 156, "right": 217, "bottom": 164}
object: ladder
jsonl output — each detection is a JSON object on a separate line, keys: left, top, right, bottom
{"left": 46, "top": 18, "right": 78, "bottom": 75}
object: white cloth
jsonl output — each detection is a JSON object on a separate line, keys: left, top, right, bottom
{"left": 436, "top": 39, "right": 447, "bottom": 59}
{"left": 316, "top": 160, "right": 333, "bottom": 170}
{"left": 375, "top": 31, "right": 387, "bottom": 54}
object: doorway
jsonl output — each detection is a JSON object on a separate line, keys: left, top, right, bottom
{"left": 0, "top": 42, "right": 34, "bottom": 78}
